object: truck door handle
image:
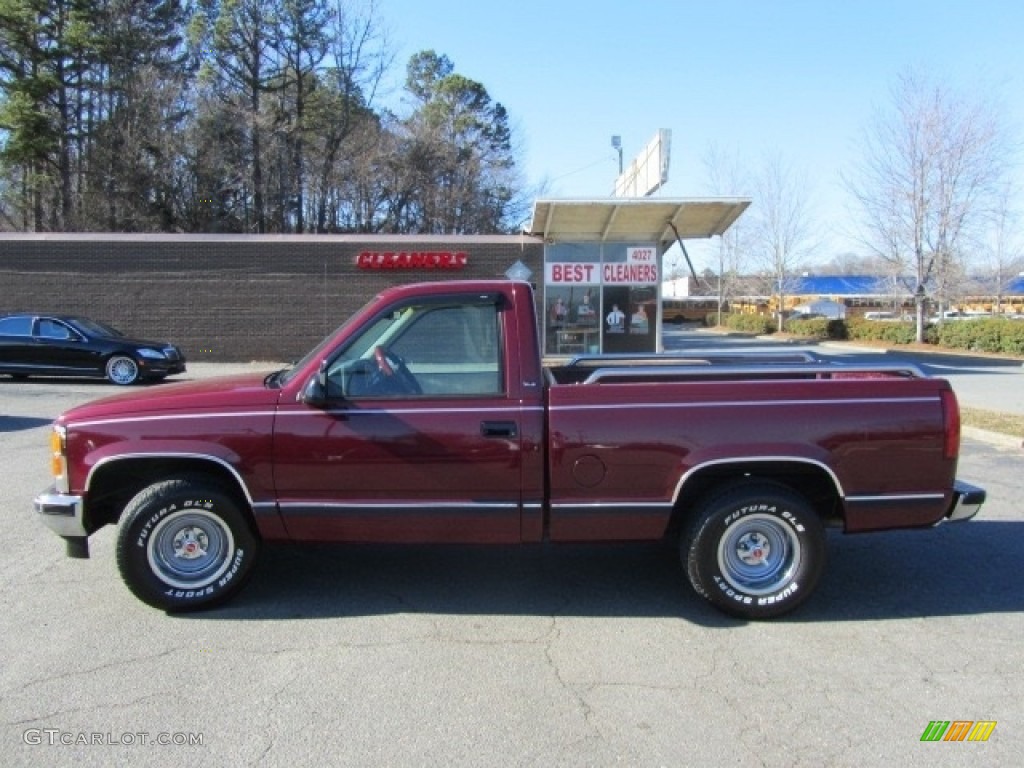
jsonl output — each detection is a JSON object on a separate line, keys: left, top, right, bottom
{"left": 481, "top": 421, "right": 517, "bottom": 438}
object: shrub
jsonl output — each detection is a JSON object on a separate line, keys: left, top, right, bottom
{"left": 827, "top": 319, "right": 848, "bottom": 340}
{"left": 724, "top": 313, "right": 776, "bottom": 334}
{"left": 714, "top": 314, "right": 1024, "bottom": 357}
{"left": 936, "top": 317, "right": 1024, "bottom": 355}
{"left": 1001, "top": 320, "right": 1024, "bottom": 355}
{"left": 846, "top": 319, "right": 920, "bottom": 344}
{"left": 783, "top": 317, "right": 830, "bottom": 338}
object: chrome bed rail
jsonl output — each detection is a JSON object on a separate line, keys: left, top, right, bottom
{"left": 578, "top": 361, "right": 928, "bottom": 384}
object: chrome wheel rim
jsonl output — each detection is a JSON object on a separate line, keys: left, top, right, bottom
{"left": 147, "top": 510, "right": 235, "bottom": 590}
{"left": 717, "top": 513, "right": 801, "bottom": 595}
{"left": 107, "top": 357, "right": 139, "bottom": 385}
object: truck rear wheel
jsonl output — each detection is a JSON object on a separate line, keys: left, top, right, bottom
{"left": 115, "top": 477, "right": 259, "bottom": 611}
{"left": 683, "top": 482, "right": 826, "bottom": 620}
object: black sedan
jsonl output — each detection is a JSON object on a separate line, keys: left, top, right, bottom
{"left": 0, "top": 314, "right": 186, "bottom": 385}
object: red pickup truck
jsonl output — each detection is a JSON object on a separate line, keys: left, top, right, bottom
{"left": 35, "top": 280, "right": 985, "bottom": 619}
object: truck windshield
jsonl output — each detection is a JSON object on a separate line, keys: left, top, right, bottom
{"left": 273, "top": 295, "right": 381, "bottom": 387}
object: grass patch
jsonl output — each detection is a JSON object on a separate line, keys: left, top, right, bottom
{"left": 961, "top": 406, "right": 1024, "bottom": 438}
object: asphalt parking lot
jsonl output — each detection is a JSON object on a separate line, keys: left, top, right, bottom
{"left": 1, "top": 361, "right": 1022, "bottom": 767}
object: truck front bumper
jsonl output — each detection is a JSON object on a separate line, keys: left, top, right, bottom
{"left": 944, "top": 480, "right": 986, "bottom": 523}
{"left": 35, "top": 487, "right": 90, "bottom": 558}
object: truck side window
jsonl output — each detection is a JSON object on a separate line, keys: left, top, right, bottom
{"left": 328, "top": 301, "right": 503, "bottom": 398}
{"left": 391, "top": 304, "right": 502, "bottom": 396}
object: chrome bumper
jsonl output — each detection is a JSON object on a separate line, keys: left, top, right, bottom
{"left": 944, "top": 480, "right": 986, "bottom": 523}
{"left": 35, "top": 488, "right": 90, "bottom": 558}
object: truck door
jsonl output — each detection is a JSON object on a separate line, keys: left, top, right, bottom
{"left": 273, "top": 296, "right": 526, "bottom": 543}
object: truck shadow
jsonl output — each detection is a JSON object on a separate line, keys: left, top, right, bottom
{"left": 803, "top": 521, "right": 1023, "bottom": 623}
{"left": 197, "top": 520, "right": 1024, "bottom": 626}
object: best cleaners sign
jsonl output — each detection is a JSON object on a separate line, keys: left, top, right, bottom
{"left": 545, "top": 247, "right": 658, "bottom": 285}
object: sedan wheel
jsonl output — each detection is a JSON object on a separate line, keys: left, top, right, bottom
{"left": 106, "top": 355, "right": 140, "bottom": 385}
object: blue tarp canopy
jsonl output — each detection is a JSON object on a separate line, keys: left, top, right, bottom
{"left": 780, "top": 275, "right": 911, "bottom": 295}
{"left": 782, "top": 275, "right": 1024, "bottom": 296}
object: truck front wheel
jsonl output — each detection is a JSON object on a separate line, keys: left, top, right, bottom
{"left": 115, "top": 477, "right": 259, "bottom": 611}
{"left": 683, "top": 482, "right": 826, "bottom": 620}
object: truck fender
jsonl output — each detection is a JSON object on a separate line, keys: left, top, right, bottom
{"left": 672, "top": 455, "right": 846, "bottom": 502}
{"left": 86, "top": 450, "right": 255, "bottom": 504}
{"left": 669, "top": 455, "right": 846, "bottom": 536}
{"left": 80, "top": 448, "right": 281, "bottom": 537}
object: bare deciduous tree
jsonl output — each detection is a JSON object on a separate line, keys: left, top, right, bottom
{"left": 980, "top": 182, "right": 1023, "bottom": 313}
{"left": 702, "top": 142, "right": 752, "bottom": 325}
{"left": 845, "top": 68, "right": 1013, "bottom": 340}
{"left": 309, "top": 0, "right": 393, "bottom": 233}
{"left": 747, "top": 151, "right": 818, "bottom": 330}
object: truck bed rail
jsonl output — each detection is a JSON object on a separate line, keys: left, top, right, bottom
{"left": 565, "top": 351, "right": 821, "bottom": 367}
{"left": 547, "top": 351, "right": 928, "bottom": 385}
{"left": 578, "top": 361, "right": 927, "bottom": 384}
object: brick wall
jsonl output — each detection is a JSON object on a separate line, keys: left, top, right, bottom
{"left": 0, "top": 235, "right": 544, "bottom": 362}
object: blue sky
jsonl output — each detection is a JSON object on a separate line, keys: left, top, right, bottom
{"left": 379, "top": 0, "right": 1024, "bottom": 271}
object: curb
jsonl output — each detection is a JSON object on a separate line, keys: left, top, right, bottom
{"left": 818, "top": 341, "right": 896, "bottom": 355}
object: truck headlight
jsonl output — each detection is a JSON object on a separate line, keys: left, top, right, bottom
{"left": 50, "top": 425, "right": 69, "bottom": 494}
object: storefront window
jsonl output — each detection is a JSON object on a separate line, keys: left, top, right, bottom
{"left": 544, "top": 244, "right": 601, "bottom": 355}
{"left": 543, "top": 242, "right": 659, "bottom": 356}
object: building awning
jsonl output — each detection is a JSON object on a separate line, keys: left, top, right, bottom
{"left": 527, "top": 198, "right": 750, "bottom": 245}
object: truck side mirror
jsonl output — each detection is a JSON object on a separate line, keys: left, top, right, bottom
{"left": 300, "top": 360, "right": 329, "bottom": 407}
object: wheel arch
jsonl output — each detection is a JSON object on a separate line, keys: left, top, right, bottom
{"left": 666, "top": 457, "right": 844, "bottom": 540}
{"left": 83, "top": 454, "right": 256, "bottom": 533}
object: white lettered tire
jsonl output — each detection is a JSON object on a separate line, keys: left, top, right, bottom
{"left": 115, "top": 477, "right": 259, "bottom": 611}
{"left": 684, "top": 482, "right": 826, "bottom": 620}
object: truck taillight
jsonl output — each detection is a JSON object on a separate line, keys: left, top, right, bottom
{"left": 941, "top": 389, "right": 960, "bottom": 460}
{"left": 49, "top": 425, "right": 69, "bottom": 493}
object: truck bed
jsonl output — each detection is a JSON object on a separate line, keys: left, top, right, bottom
{"left": 543, "top": 350, "right": 957, "bottom": 541}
